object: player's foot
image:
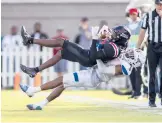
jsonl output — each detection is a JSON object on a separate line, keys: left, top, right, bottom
{"left": 26, "top": 104, "right": 42, "bottom": 110}
{"left": 149, "top": 101, "right": 157, "bottom": 107}
{"left": 21, "top": 26, "right": 34, "bottom": 46}
{"left": 128, "top": 93, "right": 137, "bottom": 99}
{"left": 19, "top": 84, "right": 35, "bottom": 97}
{"left": 20, "top": 64, "right": 37, "bottom": 78}
{"left": 142, "top": 93, "right": 148, "bottom": 98}
{"left": 134, "top": 95, "right": 143, "bottom": 100}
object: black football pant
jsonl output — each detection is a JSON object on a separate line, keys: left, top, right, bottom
{"left": 129, "top": 67, "right": 143, "bottom": 96}
{"left": 61, "top": 40, "right": 118, "bottom": 67}
{"left": 147, "top": 43, "right": 162, "bottom": 103}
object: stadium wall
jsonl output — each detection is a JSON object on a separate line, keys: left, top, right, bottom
{"left": 2, "top": 2, "right": 128, "bottom": 39}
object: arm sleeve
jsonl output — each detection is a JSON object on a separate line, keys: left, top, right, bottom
{"left": 89, "top": 39, "right": 98, "bottom": 63}
{"left": 90, "top": 39, "right": 111, "bottom": 62}
{"left": 141, "top": 13, "right": 149, "bottom": 29}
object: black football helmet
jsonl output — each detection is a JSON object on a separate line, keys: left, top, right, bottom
{"left": 111, "top": 26, "right": 131, "bottom": 42}
{"left": 155, "top": 0, "right": 162, "bottom": 4}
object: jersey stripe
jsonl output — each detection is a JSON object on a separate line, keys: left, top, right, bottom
{"left": 73, "top": 72, "right": 79, "bottom": 82}
{"left": 154, "top": 16, "right": 159, "bottom": 43}
{"left": 109, "top": 42, "right": 119, "bottom": 57}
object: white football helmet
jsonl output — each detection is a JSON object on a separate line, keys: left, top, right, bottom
{"left": 120, "top": 48, "right": 146, "bottom": 68}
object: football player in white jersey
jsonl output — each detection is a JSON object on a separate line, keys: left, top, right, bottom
{"left": 20, "top": 48, "right": 145, "bottom": 110}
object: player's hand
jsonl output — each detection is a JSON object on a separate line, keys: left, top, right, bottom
{"left": 98, "top": 25, "right": 111, "bottom": 39}
{"left": 98, "top": 25, "right": 109, "bottom": 34}
{"left": 91, "top": 26, "right": 100, "bottom": 40}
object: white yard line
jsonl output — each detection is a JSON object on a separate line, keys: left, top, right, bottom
{"left": 34, "top": 92, "right": 162, "bottom": 115}
{"left": 58, "top": 95, "right": 162, "bottom": 115}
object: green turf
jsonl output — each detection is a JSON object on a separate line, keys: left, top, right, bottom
{"left": 1, "top": 90, "right": 162, "bottom": 122}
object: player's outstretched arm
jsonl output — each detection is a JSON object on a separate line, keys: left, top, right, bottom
{"left": 96, "top": 59, "right": 115, "bottom": 75}
{"left": 96, "top": 59, "right": 123, "bottom": 76}
{"left": 20, "top": 51, "right": 62, "bottom": 78}
{"left": 90, "top": 26, "right": 107, "bottom": 61}
{"left": 89, "top": 39, "right": 98, "bottom": 63}
{"left": 89, "top": 39, "right": 108, "bottom": 63}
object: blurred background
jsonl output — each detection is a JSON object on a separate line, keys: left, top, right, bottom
{"left": 1, "top": 0, "right": 159, "bottom": 96}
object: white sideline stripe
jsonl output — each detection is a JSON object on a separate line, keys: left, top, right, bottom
{"left": 36, "top": 92, "right": 162, "bottom": 113}
{"left": 4, "top": 122, "right": 158, "bottom": 123}
{"left": 3, "top": 94, "right": 162, "bottom": 123}
{"left": 59, "top": 95, "right": 162, "bottom": 115}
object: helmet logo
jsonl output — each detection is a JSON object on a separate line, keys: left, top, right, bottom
{"left": 120, "top": 33, "right": 129, "bottom": 39}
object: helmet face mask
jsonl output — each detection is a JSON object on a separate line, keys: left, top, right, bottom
{"left": 111, "top": 30, "right": 119, "bottom": 41}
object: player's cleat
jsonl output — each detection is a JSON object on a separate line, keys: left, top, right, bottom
{"left": 142, "top": 93, "right": 148, "bottom": 98}
{"left": 21, "top": 26, "right": 33, "bottom": 46}
{"left": 26, "top": 104, "right": 42, "bottom": 110}
{"left": 20, "top": 64, "right": 37, "bottom": 78}
{"left": 19, "top": 84, "right": 34, "bottom": 97}
{"left": 149, "top": 101, "right": 157, "bottom": 107}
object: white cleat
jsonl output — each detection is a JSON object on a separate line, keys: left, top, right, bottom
{"left": 26, "top": 104, "right": 42, "bottom": 110}
{"left": 19, "top": 84, "right": 34, "bottom": 97}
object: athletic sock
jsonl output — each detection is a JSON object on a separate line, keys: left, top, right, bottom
{"left": 29, "top": 37, "right": 34, "bottom": 44}
{"left": 33, "top": 87, "right": 41, "bottom": 93}
{"left": 34, "top": 67, "right": 40, "bottom": 72}
{"left": 37, "top": 98, "right": 49, "bottom": 108}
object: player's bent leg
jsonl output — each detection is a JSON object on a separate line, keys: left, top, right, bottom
{"left": 21, "top": 26, "right": 93, "bottom": 67}
{"left": 21, "top": 26, "right": 64, "bottom": 47}
{"left": 26, "top": 85, "right": 65, "bottom": 110}
{"left": 33, "top": 38, "right": 64, "bottom": 48}
{"left": 63, "top": 70, "right": 94, "bottom": 88}
{"left": 61, "top": 41, "right": 94, "bottom": 67}
{"left": 46, "top": 84, "right": 65, "bottom": 102}
{"left": 41, "top": 76, "right": 63, "bottom": 90}
{"left": 38, "top": 51, "right": 62, "bottom": 71}
{"left": 20, "top": 76, "right": 63, "bottom": 97}
{"left": 20, "top": 51, "right": 62, "bottom": 78}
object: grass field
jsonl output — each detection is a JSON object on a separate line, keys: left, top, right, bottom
{"left": 1, "top": 90, "right": 162, "bottom": 122}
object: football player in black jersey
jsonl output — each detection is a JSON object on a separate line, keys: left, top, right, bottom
{"left": 20, "top": 25, "right": 131, "bottom": 78}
